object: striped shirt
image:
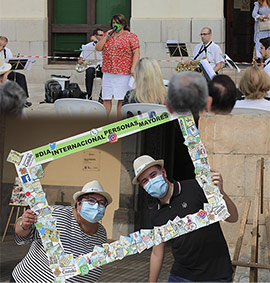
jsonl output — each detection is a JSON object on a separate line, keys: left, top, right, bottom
{"left": 12, "top": 206, "right": 107, "bottom": 283}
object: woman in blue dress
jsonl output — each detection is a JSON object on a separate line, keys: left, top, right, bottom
{"left": 252, "top": 0, "right": 270, "bottom": 61}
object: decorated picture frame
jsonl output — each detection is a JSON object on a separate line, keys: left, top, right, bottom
{"left": 7, "top": 111, "right": 230, "bottom": 282}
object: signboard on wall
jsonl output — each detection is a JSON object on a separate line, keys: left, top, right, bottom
{"left": 82, "top": 150, "right": 101, "bottom": 171}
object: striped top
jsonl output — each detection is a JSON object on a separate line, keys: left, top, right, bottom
{"left": 12, "top": 206, "right": 107, "bottom": 283}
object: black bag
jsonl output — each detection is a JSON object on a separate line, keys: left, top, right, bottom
{"left": 45, "top": 80, "right": 62, "bottom": 103}
{"left": 61, "top": 83, "right": 87, "bottom": 99}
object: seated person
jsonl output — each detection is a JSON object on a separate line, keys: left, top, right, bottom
{"left": 0, "top": 36, "right": 32, "bottom": 107}
{"left": 0, "top": 81, "right": 27, "bottom": 116}
{"left": 77, "top": 29, "right": 104, "bottom": 102}
{"left": 123, "top": 57, "right": 167, "bottom": 105}
{"left": 0, "top": 55, "right": 11, "bottom": 84}
{"left": 234, "top": 65, "right": 270, "bottom": 111}
{"left": 207, "top": 74, "right": 237, "bottom": 114}
{"left": 186, "top": 27, "right": 224, "bottom": 74}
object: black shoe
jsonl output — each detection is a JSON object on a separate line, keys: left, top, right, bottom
{"left": 24, "top": 101, "right": 32, "bottom": 107}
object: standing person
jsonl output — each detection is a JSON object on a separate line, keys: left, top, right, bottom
{"left": 252, "top": 0, "right": 270, "bottom": 62}
{"left": 0, "top": 36, "right": 32, "bottom": 107}
{"left": 77, "top": 29, "right": 104, "bottom": 102}
{"left": 96, "top": 14, "right": 140, "bottom": 118}
{"left": 186, "top": 27, "right": 224, "bottom": 73}
{"left": 132, "top": 155, "right": 238, "bottom": 282}
{"left": 10, "top": 180, "right": 112, "bottom": 283}
{"left": 123, "top": 57, "right": 166, "bottom": 105}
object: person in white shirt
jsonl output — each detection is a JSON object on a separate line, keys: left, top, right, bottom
{"left": 234, "top": 65, "right": 270, "bottom": 111}
{"left": 187, "top": 27, "right": 224, "bottom": 73}
{"left": 0, "top": 36, "right": 32, "bottom": 107}
{"left": 259, "top": 37, "right": 270, "bottom": 98}
{"left": 77, "top": 29, "right": 104, "bottom": 102}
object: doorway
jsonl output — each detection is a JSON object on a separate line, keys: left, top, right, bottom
{"left": 225, "top": 0, "right": 254, "bottom": 62}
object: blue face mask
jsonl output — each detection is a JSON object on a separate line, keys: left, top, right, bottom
{"left": 80, "top": 202, "right": 105, "bottom": 223}
{"left": 144, "top": 175, "right": 168, "bottom": 198}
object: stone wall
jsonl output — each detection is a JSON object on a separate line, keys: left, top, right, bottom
{"left": 199, "top": 112, "right": 270, "bottom": 280}
{"left": 131, "top": 17, "right": 225, "bottom": 80}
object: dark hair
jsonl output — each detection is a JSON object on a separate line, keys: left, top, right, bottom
{"left": 0, "top": 81, "right": 26, "bottom": 116}
{"left": 92, "top": 28, "right": 104, "bottom": 36}
{"left": 111, "top": 14, "right": 130, "bottom": 31}
{"left": 208, "top": 74, "right": 236, "bottom": 114}
{"left": 260, "top": 37, "right": 270, "bottom": 50}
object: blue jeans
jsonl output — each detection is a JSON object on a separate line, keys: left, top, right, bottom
{"left": 168, "top": 274, "right": 232, "bottom": 282}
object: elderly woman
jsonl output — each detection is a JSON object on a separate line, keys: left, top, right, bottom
{"left": 123, "top": 57, "right": 167, "bottom": 105}
{"left": 234, "top": 65, "right": 270, "bottom": 111}
{"left": 11, "top": 181, "right": 112, "bottom": 283}
{"left": 96, "top": 14, "right": 140, "bottom": 118}
{"left": 252, "top": 0, "right": 270, "bottom": 60}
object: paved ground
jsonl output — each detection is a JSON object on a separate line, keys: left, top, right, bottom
{"left": 23, "top": 80, "right": 119, "bottom": 119}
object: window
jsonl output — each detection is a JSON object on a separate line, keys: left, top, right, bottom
{"left": 48, "top": 0, "right": 131, "bottom": 64}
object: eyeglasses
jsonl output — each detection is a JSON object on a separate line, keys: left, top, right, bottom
{"left": 82, "top": 196, "right": 108, "bottom": 208}
{"left": 97, "top": 34, "right": 104, "bottom": 36}
{"left": 200, "top": 33, "right": 210, "bottom": 36}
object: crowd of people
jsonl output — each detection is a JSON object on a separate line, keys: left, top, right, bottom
{"left": 2, "top": 10, "right": 270, "bottom": 283}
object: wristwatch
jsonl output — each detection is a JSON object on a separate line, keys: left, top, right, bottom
{"left": 19, "top": 220, "right": 30, "bottom": 231}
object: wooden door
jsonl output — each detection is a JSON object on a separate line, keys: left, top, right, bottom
{"left": 225, "top": 0, "right": 254, "bottom": 62}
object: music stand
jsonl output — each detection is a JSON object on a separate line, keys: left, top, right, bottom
{"left": 199, "top": 59, "right": 216, "bottom": 82}
{"left": 166, "top": 40, "right": 189, "bottom": 57}
{"left": 8, "top": 59, "right": 28, "bottom": 70}
{"left": 222, "top": 54, "right": 240, "bottom": 73}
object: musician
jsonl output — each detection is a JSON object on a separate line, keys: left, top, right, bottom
{"left": 187, "top": 27, "right": 224, "bottom": 73}
{"left": 0, "top": 36, "right": 32, "bottom": 107}
{"left": 77, "top": 29, "right": 104, "bottom": 102}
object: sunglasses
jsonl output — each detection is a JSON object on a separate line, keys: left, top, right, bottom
{"left": 97, "top": 34, "right": 104, "bottom": 36}
{"left": 200, "top": 33, "right": 210, "bottom": 36}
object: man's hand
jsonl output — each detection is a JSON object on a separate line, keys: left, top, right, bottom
{"left": 21, "top": 209, "right": 37, "bottom": 229}
{"left": 15, "top": 209, "right": 36, "bottom": 237}
{"left": 210, "top": 169, "right": 224, "bottom": 194}
{"left": 185, "top": 59, "right": 192, "bottom": 65}
{"left": 78, "top": 57, "right": 84, "bottom": 65}
{"left": 210, "top": 169, "right": 238, "bottom": 223}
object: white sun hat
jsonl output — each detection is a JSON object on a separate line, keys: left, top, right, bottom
{"left": 73, "top": 180, "right": 112, "bottom": 205}
{"left": 132, "top": 155, "right": 164, "bottom": 184}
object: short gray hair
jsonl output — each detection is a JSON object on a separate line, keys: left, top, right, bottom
{"left": 167, "top": 71, "right": 209, "bottom": 114}
{"left": 0, "top": 81, "right": 26, "bottom": 116}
